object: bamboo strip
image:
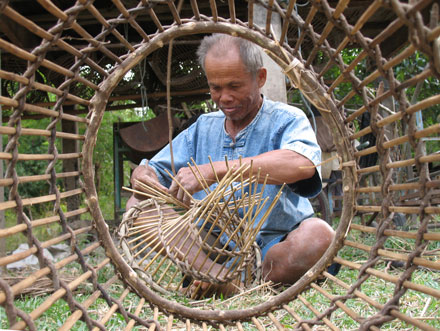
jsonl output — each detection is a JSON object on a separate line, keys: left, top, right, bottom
{"left": 3, "top": 5, "right": 108, "bottom": 78}
{"left": 354, "top": 123, "right": 440, "bottom": 157}
{"left": 60, "top": 275, "right": 119, "bottom": 330}
{"left": 357, "top": 152, "right": 440, "bottom": 175}
{"left": 268, "top": 312, "right": 285, "bottom": 330}
{"left": 345, "top": 239, "right": 440, "bottom": 270}
{"left": 294, "top": 3, "right": 318, "bottom": 54}
{"left": 325, "top": 0, "right": 385, "bottom": 86}
{"left": 366, "top": 180, "right": 439, "bottom": 193}
{"left": 148, "top": 307, "right": 159, "bottom": 331}
{"left": 112, "top": 0, "right": 150, "bottom": 41}
{"left": 92, "top": 287, "right": 131, "bottom": 331}
{"left": 334, "top": 257, "right": 440, "bottom": 299}
{"left": 0, "top": 226, "right": 92, "bottom": 267}
{"left": 11, "top": 257, "right": 110, "bottom": 330}
{"left": 298, "top": 295, "right": 338, "bottom": 330}
{"left": 209, "top": 0, "right": 218, "bottom": 22}
{"left": 142, "top": 0, "right": 164, "bottom": 32}
{"left": 189, "top": 0, "right": 200, "bottom": 20}
{"left": 0, "top": 151, "right": 81, "bottom": 161}
{"left": 0, "top": 126, "right": 85, "bottom": 141}
{"left": 0, "top": 187, "right": 84, "bottom": 212}
{"left": 0, "top": 89, "right": 210, "bottom": 111}
{"left": 0, "top": 207, "right": 88, "bottom": 239}
{"left": 305, "top": 0, "right": 349, "bottom": 67}
{"left": 279, "top": 0, "right": 296, "bottom": 43}
{"left": 338, "top": 45, "right": 416, "bottom": 107}
{"left": 352, "top": 0, "right": 383, "bottom": 36}
{"left": 350, "top": 223, "right": 440, "bottom": 241}
{"left": 251, "top": 316, "right": 265, "bottom": 331}
{"left": 0, "top": 38, "right": 93, "bottom": 87}
{"left": 283, "top": 305, "right": 313, "bottom": 331}
{"left": 0, "top": 171, "right": 81, "bottom": 188}
{"left": 0, "top": 69, "right": 90, "bottom": 107}
{"left": 265, "top": 0, "right": 274, "bottom": 36}
{"left": 355, "top": 204, "right": 439, "bottom": 214}
{"left": 310, "top": 283, "right": 365, "bottom": 326}
{"left": 124, "top": 297, "right": 145, "bottom": 331}
{"left": 345, "top": 68, "right": 431, "bottom": 124}
{"left": 228, "top": 0, "right": 236, "bottom": 23}
{"left": 248, "top": 0, "right": 254, "bottom": 28}
{"left": 166, "top": 314, "right": 174, "bottom": 331}
{"left": 79, "top": 0, "right": 136, "bottom": 51}
{"left": 323, "top": 271, "right": 437, "bottom": 331}
{"left": 0, "top": 242, "right": 100, "bottom": 304}
{"left": 167, "top": 0, "right": 182, "bottom": 26}
{"left": 36, "top": 0, "right": 121, "bottom": 65}
{"left": 0, "top": 96, "right": 89, "bottom": 123}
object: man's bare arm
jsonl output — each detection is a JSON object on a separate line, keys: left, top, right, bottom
{"left": 169, "top": 149, "right": 316, "bottom": 204}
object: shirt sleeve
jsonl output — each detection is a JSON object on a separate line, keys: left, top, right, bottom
{"left": 278, "top": 108, "right": 323, "bottom": 198}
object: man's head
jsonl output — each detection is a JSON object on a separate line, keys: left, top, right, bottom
{"left": 197, "top": 34, "right": 264, "bottom": 78}
{"left": 197, "top": 34, "right": 267, "bottom": 132}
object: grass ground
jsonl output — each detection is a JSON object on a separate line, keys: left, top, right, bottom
{"left": 1, "top": 216, "right": 439, "bottom": 330}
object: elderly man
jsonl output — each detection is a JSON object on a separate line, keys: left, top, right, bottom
{"left": 127, "top": 34, "right": 334, "bottom": 293}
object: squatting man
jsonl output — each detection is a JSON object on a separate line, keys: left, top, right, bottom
{"left": 126, "top": 34, "right": 335, "bottom": 296}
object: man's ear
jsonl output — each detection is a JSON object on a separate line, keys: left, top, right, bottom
{"left": 257, "top": 68, "right": 267, "bottom": 88}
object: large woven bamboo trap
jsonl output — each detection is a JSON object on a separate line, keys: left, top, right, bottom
{"left": 0, "top": 0, "right": 439, "bottom": 330}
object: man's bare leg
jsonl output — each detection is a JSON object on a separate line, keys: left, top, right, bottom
{"left": 262, "top": 218, "right": 335, "bottom": 284}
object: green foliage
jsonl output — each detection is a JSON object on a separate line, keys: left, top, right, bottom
{"left": 93, "top": 107, "right": 155, "bottom": 220}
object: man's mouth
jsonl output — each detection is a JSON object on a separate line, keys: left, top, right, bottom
{"left": 221, "top": 106, "right": 241, "bottom": 113}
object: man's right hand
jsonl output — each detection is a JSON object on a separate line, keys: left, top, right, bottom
{"left": 126, "top": 162, "right": 169, "bottom": 210}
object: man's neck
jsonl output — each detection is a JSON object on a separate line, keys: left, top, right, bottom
{"left": 225, "top": 97, "right": 263, "bottom": 141}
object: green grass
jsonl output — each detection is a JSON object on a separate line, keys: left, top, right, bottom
{"left": 1, "top": 215, "right": 439, "bottom": 330}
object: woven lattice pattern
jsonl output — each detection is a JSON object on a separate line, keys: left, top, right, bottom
{"left": 0, "top": 0, "right": 439, "bottom": 329}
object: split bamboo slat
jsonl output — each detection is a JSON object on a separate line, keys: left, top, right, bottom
{"left": 0, "top": 0, "right": 438, "bottom": 330}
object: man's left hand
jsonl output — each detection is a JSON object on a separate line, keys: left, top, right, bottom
{"left": 169, "top": 164, "right": 213, "bottom": 205}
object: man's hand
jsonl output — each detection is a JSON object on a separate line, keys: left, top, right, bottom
{"left": 130, "top": 162, "right": 169, "bottom": 198}
{"left": 169, "top": 164, "right": 213, "bottom": 206}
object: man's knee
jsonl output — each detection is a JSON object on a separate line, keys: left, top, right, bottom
{"left": 291, "top": 217, "right": 335, "bottom": 255}
{"left": 262, "top": 218, "right": 334, "bottom": 284}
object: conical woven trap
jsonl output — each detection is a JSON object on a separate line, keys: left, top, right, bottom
{"left": 118, "top": 162, "right": 280, "bottom": 299}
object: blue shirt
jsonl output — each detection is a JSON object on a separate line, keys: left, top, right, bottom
{"left": 148, "top": 96, "right": 322, "bottom": 249}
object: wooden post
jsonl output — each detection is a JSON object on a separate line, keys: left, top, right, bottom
{"left": 253, "top": 3, "right": 287, "bottom": 103}
{"left": 62, "top": 106, "right": 80, "bottom": 222}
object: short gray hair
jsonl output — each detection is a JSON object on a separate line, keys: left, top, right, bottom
{"left": 197, "top": 34, "right": 263, "bottom": 77}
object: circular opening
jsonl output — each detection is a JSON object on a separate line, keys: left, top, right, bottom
{"left": 83, "top": 24, "right": 354, "bottom": 322}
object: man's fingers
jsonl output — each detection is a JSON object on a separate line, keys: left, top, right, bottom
{"left": 183, "top": 192, "right": 192, "bottom": 206}
{"left": 169, "top": 181, "right": 178, "bottom": 197}
{"left": 176, "top": 187, "right": 185, "bottom": 202}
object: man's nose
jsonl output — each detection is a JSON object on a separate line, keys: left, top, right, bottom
{"left": 219, "top": 90, "right": 233, "bottom": 104}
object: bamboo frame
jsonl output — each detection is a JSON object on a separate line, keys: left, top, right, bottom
{"left": 0, "top": 0, "right": 438, "bottom": 329}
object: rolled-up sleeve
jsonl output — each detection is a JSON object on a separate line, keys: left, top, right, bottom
{"left": 278, "top": 110, "right": 322, "bottom": 198}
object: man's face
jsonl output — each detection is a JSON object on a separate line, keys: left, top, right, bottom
{"left": 204, "top": 47, "right": 266, "bottom": 128}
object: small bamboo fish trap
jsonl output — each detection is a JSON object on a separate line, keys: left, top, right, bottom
{"left": 0, "top": 0, "right": 439, "bottom": 330}
{"left": 119, "top": 161, "right": 281, "bottom": 299}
